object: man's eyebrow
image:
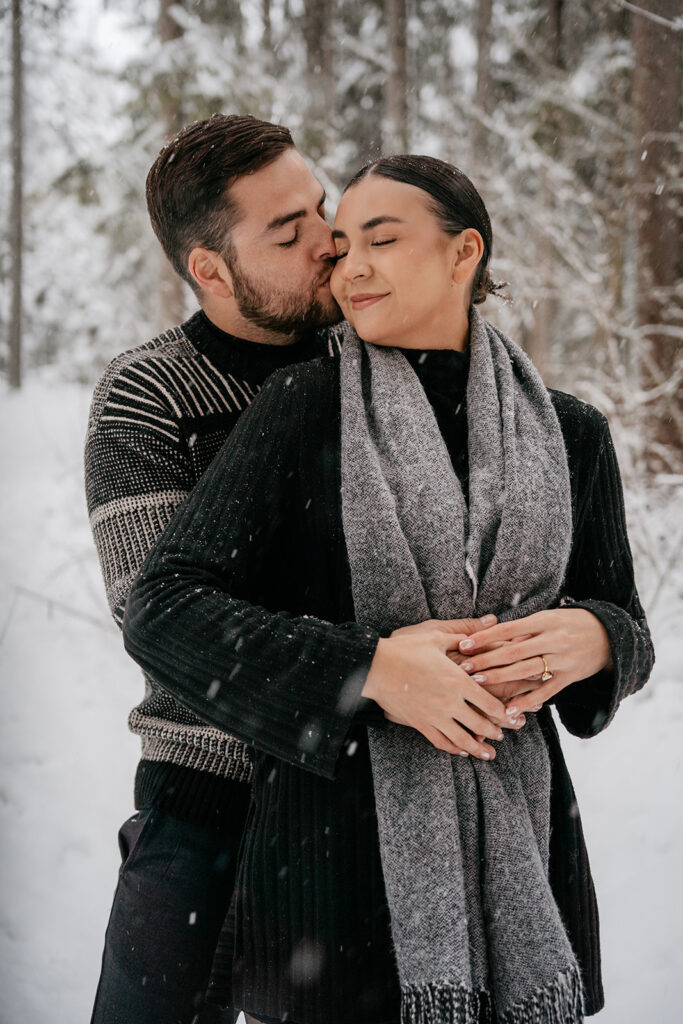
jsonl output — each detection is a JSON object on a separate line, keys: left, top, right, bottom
{"left": 265, "top": 190, "right": 326, "bottom": 232}
{"left": 332, "top": 215, "right": 405, "bottom": 239}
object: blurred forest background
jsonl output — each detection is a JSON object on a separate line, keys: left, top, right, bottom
{"left": 2, "top": 0, "right": 681, "bottom": 480}
{"left": 0, "top": 6, "right": 681, "bottom": 1018}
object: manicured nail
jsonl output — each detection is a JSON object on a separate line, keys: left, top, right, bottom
{"left": 458, "top": 751, "right": 469, "bottom": 757}
{"left": 472, "top": 673, "right": 486, "bottom": 683}
{"left": 461, "top": 661, "right": 473, "bottom": 672}
{"left": 509, "top": 717, "right": 519, "bottom": 725}
{"left": 481, "top": 614, "right": 496, "bottom": 626}
{"left": 495, "top": 730, "right": 504, "bottom": 741}
{"left": 481, "top": 752, "right": 490, "bottom": 759}
{"left": 506, "top": 705, "right": 519, "bottom": 717}
{"left": 460, "top": 639, "right": 475, "bottom": 650}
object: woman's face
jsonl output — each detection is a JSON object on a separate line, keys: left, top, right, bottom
{"left": 330, "top": 174, "right": 464, "bottom": 349}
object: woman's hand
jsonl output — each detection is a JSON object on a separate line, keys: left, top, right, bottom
{"left": 390, "top": 614, "right": 497, "bottom": 640}
{"left": 457, "top": 608, "right": 613, "bottom": 718}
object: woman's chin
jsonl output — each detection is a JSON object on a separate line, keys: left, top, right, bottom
{"left": 344, "top": 316, "right": 395, "bottom": 347}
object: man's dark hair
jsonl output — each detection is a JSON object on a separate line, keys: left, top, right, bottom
{"left": 345, "top": 155, "right": 505, "bottom": 305}
{"left": 146, "top": 113, "right": 294, "bottom": 292}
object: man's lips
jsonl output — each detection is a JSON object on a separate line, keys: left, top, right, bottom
{"left": 350, "top": 293, "right": 388, "bottom": 310}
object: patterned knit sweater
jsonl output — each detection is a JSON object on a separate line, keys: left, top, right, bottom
{"left": 84, "top": 310, "right": 342, "bottom": 815}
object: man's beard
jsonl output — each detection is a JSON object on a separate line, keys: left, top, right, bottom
{"left": 228, "top": 258, "right": 342, "bottom": 335}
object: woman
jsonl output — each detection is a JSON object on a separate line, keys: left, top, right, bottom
{"left": 123, "top": 156, "right": 653, "bottom": 1023}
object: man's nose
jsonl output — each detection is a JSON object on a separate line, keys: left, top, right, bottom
{"left": 313, "top": 217, "right": 335, "bottom": 261}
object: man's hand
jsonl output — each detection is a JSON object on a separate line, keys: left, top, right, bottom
{"left": 362, "top": 623, "right": 516, "bottom": 760}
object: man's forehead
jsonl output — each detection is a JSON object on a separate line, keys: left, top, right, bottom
{"left": 230, "top": 150, "right": 322, "bottom": 230}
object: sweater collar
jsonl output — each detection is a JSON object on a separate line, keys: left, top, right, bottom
{"left": 403, "top": 345, "right": 469, "bottom": 396}
{"left": 182, "top": 309, "right": 321, "bottom": 385}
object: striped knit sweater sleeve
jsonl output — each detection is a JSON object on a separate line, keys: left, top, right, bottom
{"left": 554, "top": 416, "right": 655, "bottom": 736}
{"left": 123, "top": 367, "right": 380, "bottom": 781}
{"left": 85, "top": 342, "right": 194, "bottom": 625}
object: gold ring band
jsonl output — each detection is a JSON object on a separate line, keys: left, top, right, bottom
{"left": 541, "top": 655, "right": 553, "bottom": 682}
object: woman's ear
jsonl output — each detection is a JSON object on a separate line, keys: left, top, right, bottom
{"left": 187, "top": 247, "right": 234, "bottom": 299}
{"left": 451, "top": 229, "right": 485, "bottom": 285}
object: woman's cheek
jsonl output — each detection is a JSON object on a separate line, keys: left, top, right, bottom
{"left": 329, "top": 265, "right": 344, "bottom": 305}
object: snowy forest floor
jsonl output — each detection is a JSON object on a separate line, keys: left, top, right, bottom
{"left": 1, "top": 378, "right": 681, "bottom": 1023}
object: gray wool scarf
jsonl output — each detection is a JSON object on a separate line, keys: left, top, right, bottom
{"left": 340, "top": 308, "right": 584, "bottom": 1024}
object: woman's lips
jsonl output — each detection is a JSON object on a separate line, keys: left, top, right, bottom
{"left": 350, "top": 293, "right": 388, "bottom": 310}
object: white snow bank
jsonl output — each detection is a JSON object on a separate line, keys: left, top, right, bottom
{"left": 0, "top": 378, "right": 681, "bottom": 1022}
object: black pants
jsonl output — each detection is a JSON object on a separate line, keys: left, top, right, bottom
{"left": 90, "top": 807, "right": 242, "bottom": 1024}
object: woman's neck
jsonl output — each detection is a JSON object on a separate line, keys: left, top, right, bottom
{"left": 387, "top": 297, "right": 471, "bottom": 353}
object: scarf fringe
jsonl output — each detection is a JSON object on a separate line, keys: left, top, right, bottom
{"left": 401, "top": 968, "right": 584, "bottom": 1024}
{"left": 498, "top": 968, "right": 584, "bottom": 1024}
{"left": 401, "top": 983, "right": 493, "bottom": 1024}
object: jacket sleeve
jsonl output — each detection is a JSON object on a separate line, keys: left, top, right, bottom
{"left": 123, "top": 368, "right": 380, "bottom": 780}
{"left": 553, "top": 417, "right": 654, "bottom": 737}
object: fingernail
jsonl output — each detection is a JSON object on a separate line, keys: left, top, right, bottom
{"left": 506, "top": 705, "right": 519, "bottom": 716}
{"left": 531, "top": 705, "right": 542, "bottom": 712}
{"left": 458, "top": 751, "right": 469, "bottom": 757}
{"left": 496, "top": 731, "right": 504, "bottom": 741}
{"left": 481, "top": 752, "right": 490, "bottom": 759}
{"left": 460, "top": 661, "right": 473, "bottom": 672}
{"left": 472, "top": 673, "right": 486, "bottom": 683}
{"left": 509, "top": 717, "right": 519, "bottom": 725}
{"left": 460, "top": 639, "right": 475, "bottom": 650}
{"left": 481, "top": 614, "right": 496, "bottom": 625}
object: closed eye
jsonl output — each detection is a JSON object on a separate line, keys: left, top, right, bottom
{"left": 371, "top": 238, "right": 396, "bottom": 247}
{"left": 278, "top": 231, "right": 299, "bottom": 248}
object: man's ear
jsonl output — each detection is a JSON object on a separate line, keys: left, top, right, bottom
{"left": 451, "top": 228, "right": 485, "bottom": 286}
{"left": 188, "top": 247, "right": 234, "bottom": 299}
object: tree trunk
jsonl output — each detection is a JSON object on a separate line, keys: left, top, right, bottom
{"left": 545, "top": 0, "right": 564, "bottom": 69}
{"left": 384, "top": 0, "right": 408, "bottom": 152}
{"left": 302, "top": 0, "right": 335, "bottom": 164}
{"left": 157, "top": 0, "right": 187, "bottom": 330}
{"left": 261, "top": 0, "right": 272, "bottom": 56}
{"left": 9, "top": 0, "right": 23, "bottom": 389}
{"left": 528, "top": 0, "right": 564, "bottom": 386}
{"left": 472, "top": 0, "right": 493, "bottom": 162}
{"left": 632, "top": 0, "right": 682, "bottom": 469}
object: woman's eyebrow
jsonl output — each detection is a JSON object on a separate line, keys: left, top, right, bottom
{"left": 362, "top": 215, "right": 405, "bottom": 231}
{"left": 332, "top": 215, "right": 405, "bottom": 240}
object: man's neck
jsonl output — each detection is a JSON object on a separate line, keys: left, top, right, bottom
{"left": 199, "top": 301, "right": 300, "bottom": 347}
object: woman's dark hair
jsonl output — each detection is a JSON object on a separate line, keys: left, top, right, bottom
{"left": 344, "top": 155, "right": 505, "bottom": 305}
{"left": 146, "top": 113, "right": 294, "bottom": 293}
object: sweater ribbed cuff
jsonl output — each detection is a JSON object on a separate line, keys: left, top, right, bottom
{"left": 553, "top": 597, "right": 654, "bottom": 737}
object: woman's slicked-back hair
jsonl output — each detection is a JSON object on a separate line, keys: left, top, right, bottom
{"left": 146, "top": 113, "right": 294, "bottom": 292}
{"left": 344, "top": 155, "right": 503, "bottom": 305}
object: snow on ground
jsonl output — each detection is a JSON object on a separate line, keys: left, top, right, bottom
{"left": 1, "top": 378, "right": 681, "bottom": 1023}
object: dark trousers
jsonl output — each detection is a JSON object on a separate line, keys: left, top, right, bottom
{"left": 90, "top": 807, "right": 242, "bottom": 1024}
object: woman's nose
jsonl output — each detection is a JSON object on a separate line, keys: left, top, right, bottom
{"left": 341, "top": 251, "right": 370, "bottom": 280}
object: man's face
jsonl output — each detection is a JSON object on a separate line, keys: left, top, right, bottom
{"left": 225, "top": 149, "right": 341, "bottom": 334}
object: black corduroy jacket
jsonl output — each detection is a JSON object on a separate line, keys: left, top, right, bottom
{"left": 124, "top": 351, "right": 653, "bottom": 1023}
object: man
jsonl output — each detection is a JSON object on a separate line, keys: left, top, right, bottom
{"left": 86, "top": 113, "right": 495, "bottom": 1024}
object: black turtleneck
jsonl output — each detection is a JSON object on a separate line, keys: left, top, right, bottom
{"left": 183, "top": 310, "right": 322, "bottom": 385}
{"left": 404, "top": 346, "right": 470, "bottom": 501}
